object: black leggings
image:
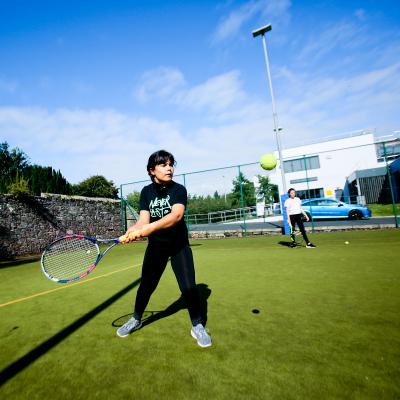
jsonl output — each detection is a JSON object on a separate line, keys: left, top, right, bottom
{"left": 289, "top": 213, "right": 310, "bottom": 244}
{"left": 133, "top": 244, "right": 202, "bottom": 326}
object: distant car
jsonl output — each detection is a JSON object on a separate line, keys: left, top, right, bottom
{"left": 301, "top": 198, "right": 372, "bottom": 220}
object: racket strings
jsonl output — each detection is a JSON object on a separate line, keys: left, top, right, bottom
{"left": 43, "top": 237, "right": 99, "bottom": 279}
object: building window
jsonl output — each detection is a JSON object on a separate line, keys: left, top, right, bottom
{"left": 295, "top": 188, "right": 324, "bottom": 200}
{"left": 376, "top": 141, "right": 400, "bottom": 162}
{"left": 290, "top": 177, "right": 318, "bottom": 184}
{"left": 283, "top": 156, "right": 320, "bottom": 173}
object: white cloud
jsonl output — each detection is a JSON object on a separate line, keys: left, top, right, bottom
{"left": 134, "top": 67, "right": 186, "bottom": 103}
{"left": 135, "top": 68, "right": 246, "bottom": 115}
{"left": 0, "top": 107, "right": 184, "bottom": 185}
{"left": 178, "top": 70, "right": 246, "bottom": 113}
{"left": 0, "top": 101, "right": 278, "bottom": 195}
{"left": 212, "top": 0, "right": 291, "bottom": 43}
{"left": 297, "top": 20, "right": 366, "bottom": 63}
{"left": 2, "top": 51, "right": 399, "bottom": 189}
{"left": 273, "top": 62, "right": 400, "bottom": 147}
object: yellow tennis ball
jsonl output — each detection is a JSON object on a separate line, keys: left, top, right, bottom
{"left": 260, "top": 153, "right": 277, "bottom": 170}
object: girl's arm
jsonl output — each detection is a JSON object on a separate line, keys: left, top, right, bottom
{"left": 125, "top": 210, "right": 151, "bottom": 234}
{"left": 299, "top": 204, "right": 310, "bottom": 221}
{"left": 141, "top": 204, "right": 185, "bottom": 236}
{"left": 124, "top": 204, "right": 185, "bottom": 241}
{"left": 286, "top": 207, "right": 292, "bottom": 226}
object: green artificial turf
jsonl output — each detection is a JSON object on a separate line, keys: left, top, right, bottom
{"left": 1, "top": 230, "right": 399, "bottom": 399}
{"left": 367, "top": 204, "right": 400, "bottom": 217}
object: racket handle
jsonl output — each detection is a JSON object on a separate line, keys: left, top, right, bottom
{"left": 119, "top": 230, "right": 141, "bottom": 243}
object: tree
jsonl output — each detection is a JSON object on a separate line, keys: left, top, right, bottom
{"left": 0, "top": 142, "right": 30, "bottom": 193}
{"left": 22, "top": 165, "right": 72, "bottom": 195}
{"left": 187, "top": 192, "right": 232, "bottom": 215}
{"left": 73, "top": 175, "right": 119, "bottom": 198}
{"left": 256, "top": 175, "right": 279, "bottom": 203}
{"left": 0, "top": 142, "right": 29, "bottom": 176}
{"left": 230, "top": 172, "right": 255, "bottom": 207}
{"left": 0, "top": 142, "right": 73, "bottom": 196}
{"left": 126, "top": 191, "right": 141, "bottom": 210}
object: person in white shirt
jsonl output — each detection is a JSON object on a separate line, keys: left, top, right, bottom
{"left": 284, "top": 188, "right": 316, "bottom": 248}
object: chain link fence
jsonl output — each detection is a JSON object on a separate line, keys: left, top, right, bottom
{"left": 120, "top": 136, "right": 400, "bottom": 235}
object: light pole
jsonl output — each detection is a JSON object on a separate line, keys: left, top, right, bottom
{"left": 252, "top": 24, "right": 287, "bottom": 194}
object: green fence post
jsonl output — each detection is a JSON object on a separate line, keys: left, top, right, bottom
{"left": 303, "top": 155, "right": 315, "bottom": 232}
{"left": 120, "top": 184, "right": 126, "bottom": 234}
{"left": 383, "top": 143, "right": 399, "bottom": 228}
{"left": 238, "top": 165, "right": 247, "bottom": 235}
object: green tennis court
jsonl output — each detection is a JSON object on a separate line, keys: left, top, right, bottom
{"left": 1, "top": 230, "right": 399, "bottom": 399}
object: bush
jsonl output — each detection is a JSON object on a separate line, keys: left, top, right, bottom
{"left": 8, "top": 176, "right": 31, "bottom": 199}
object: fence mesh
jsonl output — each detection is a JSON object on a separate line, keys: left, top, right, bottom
{"left": 120, "top": 136, "right": 400, "bottom": 234}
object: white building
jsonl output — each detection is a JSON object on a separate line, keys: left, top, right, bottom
{"left": 270, "top": 130, "right": 400, "bottom": 202}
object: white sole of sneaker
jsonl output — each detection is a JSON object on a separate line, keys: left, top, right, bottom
{"left": 116, "top": 322, "right": 142, "bottom": 338}
{"left": 191, "top": 329, "right": 212, "bottom": 348}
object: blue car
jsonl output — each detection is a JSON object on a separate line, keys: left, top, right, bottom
{"left": 301, "top": 198, "right": 372, "bottom": 220}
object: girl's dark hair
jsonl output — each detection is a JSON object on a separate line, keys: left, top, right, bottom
{"left": 287, "top": 188, "right": 295, "bottom": 195}
{"left": 147, "top": 150, "right": 176, "bottom": 181}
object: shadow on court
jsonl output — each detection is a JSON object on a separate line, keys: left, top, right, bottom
{"left": 278, "top": 241, "right": 293, "bottom": 247}
{"left": 112, "top": 283, "right": 212, "bottom": 328}
{"left": 278, "top": 240, "right": 305, "bottom": 248}
{"left": 0, "top": 255, "right": 40, "bottom": 269}
{"left": 0, "top": 277, "right": 141, "bottom": 387}
{"left": 0, "top": 256, "right": 41, "bottom": 269}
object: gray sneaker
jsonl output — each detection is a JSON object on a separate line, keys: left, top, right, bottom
{"left": 116, "top": 317, "right": 142, "bottom": 338}
{"left": 191, "top": 324, "right": 212, "bottom": 348}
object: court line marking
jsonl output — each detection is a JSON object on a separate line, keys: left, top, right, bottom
{"left": 0, "top": 263, "right": 141, "bottom": 309}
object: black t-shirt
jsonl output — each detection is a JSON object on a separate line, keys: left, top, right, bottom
{"left": 139, "top": 181, "right": 189, "bottom": 248}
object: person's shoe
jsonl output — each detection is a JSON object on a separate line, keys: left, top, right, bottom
{"left": 116, "top": 317, "right": 142, "bottom": 338}
{"left": 289, "top": 242, "right": 297, "bottom": 248}
{"left": 306, "top": 243, "right": 317, "bottom": 248}
{"left": 191, "top": 324, "right": 212, "bottom": 348}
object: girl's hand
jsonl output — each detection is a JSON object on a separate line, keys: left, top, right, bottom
{"left": 119, "top": 230, "right": 141, "bottom": 243}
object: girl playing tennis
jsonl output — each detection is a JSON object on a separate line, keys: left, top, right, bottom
{"left": 117, "top": 150, "right": 212, "bottom": 348}
{"left": 284, "top": 188, "right": 316, "bottom": 248}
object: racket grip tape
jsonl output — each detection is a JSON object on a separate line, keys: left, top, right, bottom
{"left": 119, "top": 230, "right": 142, "bottom": 243}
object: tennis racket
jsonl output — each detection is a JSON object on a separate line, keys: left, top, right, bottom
{"left": 41, "top": 233, "right": 139, "bottom": 283}
{"left": 289, "top": 226, "right": 304, "bottom": 248}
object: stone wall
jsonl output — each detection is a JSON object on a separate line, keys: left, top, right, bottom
{"left": 0, "top": 193, "right": 121, "bottom": 259}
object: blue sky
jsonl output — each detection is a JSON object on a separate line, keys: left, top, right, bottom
{"left": 1, "top": 0, "right": 399, "bottom": 186}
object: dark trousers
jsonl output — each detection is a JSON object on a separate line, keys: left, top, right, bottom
{"left": 133, "top": 243, "right": 202, "bottom": 326}
{"left": 289, "top": 213, "right": 310, "bottom": 244}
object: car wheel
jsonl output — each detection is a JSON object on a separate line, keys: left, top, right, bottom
{"left": 348, "top": 210, "right": 362, "bottom": 220}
